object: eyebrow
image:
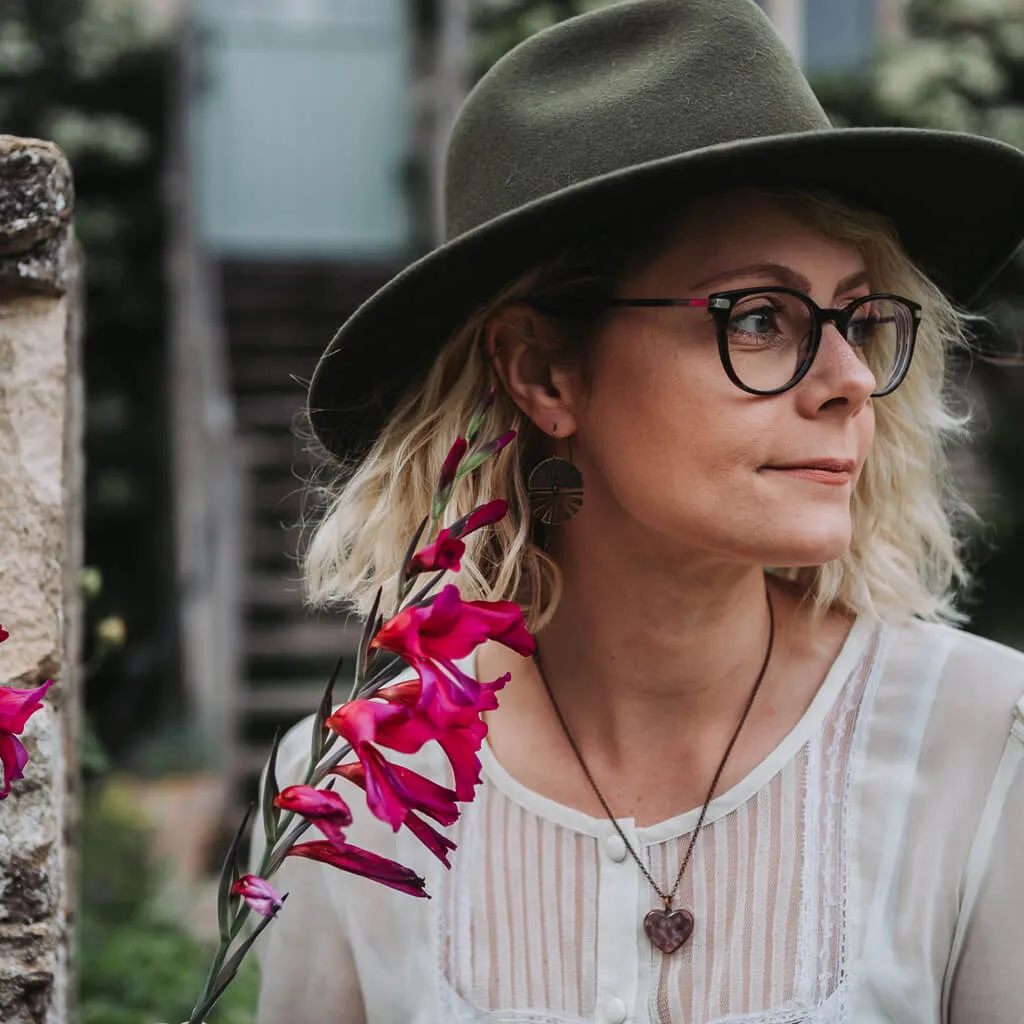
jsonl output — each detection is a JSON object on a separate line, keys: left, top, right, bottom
{"left": 688, "top": 262, "right": 870, "bottom": 298}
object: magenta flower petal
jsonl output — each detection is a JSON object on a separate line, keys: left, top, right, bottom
{"left": 288, "top": 840, "right": 429, "bottom": 898}
{"left": 375, "top": 674, "right": 508, "bottom": 801}
{"left": 406, "top": 530, "right": 466, "bottom": 576}
{"left": 231, "top": 874, "right": 284, "bottom": 918}
{"left": 438, "top": 437, "right": 468, "bottom": 492}
{"left": 372, "top": 585, "right": 533, "bottom": 664}
{"left": 333, "top": 760, "right": 460, "bottom": 827}
{"left": 413, "top": 656, "right": 481, "bottom": 713}
{"left": 389, "top": 764, "right": 460, "bottom": 826}
{"left": 480, "top": 429, "right": 516, "bottom": 458}
{"left": 458, "top": 498, "right": 509, "bottom": 537}
{"left": 464, "top": 600, "right": 535, "bottom": 657}
{"left": 0, "top": 734, "right": 29, "bottom": 800}
{"left": 274, "top": 785, "right": 354, "bottom": 828}
{"left": 326, "top": 699, "right": 410, "bottom": 749}
{"left": 353, "top": 746, "right": 414, "bottom": 832}
{"left": 404, "top": 812, "right": 458, "bottom": 868}
{"left": 0, "top": 679, "right": 54, "bottom": 735}
{"left": 0, "top": 625, "right": 8, "bottom": 644}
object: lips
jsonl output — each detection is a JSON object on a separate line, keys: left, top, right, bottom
{"left": 766, "top": 459, "right": 855, "bottom": 473}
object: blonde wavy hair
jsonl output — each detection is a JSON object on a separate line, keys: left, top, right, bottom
{"left": 300, "top": 189, "right": 974, "bottom": 631}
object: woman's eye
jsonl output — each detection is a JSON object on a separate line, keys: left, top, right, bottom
{"left": 848, "top": 315, "right": 880, "bottom": 345}
{"left": 730, "top": 306, "right": 778, "bottom": 334}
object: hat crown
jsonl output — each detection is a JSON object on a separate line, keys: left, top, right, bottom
{"left": 445, "top": 0, "right": 831, "bottom": 240}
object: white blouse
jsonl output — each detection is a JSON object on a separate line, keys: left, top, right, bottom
{"left": 252, "top": 615, "right": 1024, "bottom": 1023}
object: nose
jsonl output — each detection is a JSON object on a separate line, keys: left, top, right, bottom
{"left": 800, "top": 322, "right": 876, "bottom": 411}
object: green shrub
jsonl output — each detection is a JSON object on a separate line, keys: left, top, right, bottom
{"left": 78, "top": 783, "right": 258, "bottom": 1023}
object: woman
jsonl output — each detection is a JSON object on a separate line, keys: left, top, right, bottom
{"left": 254, "top": 1, "right": 1024, "bottom": 1021}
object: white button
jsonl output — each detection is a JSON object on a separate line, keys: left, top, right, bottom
{"left": 605, "top": 997, "right": 627, "bottom": 1024}
{"left": 605, "top": 835, "right": 628, "bottom": 863}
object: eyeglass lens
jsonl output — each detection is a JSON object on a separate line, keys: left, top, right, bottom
{"left": 724, "top": 292, "right": 913, "bottom": 395}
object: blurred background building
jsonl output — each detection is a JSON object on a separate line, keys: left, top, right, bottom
{"left": 3, "top": 0, "right": 1022, "bottom": 1018}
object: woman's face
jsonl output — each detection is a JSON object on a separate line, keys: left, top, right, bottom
{"left": 565, "top": 192, "right": 877, "bottom": 569}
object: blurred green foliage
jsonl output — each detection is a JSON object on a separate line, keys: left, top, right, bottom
{"left": 79, "top": 782, "right": 258, "bottom": 1024}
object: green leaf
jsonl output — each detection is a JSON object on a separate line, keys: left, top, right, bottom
{"left": 399, "top": 517, "right": 429, "bottom": 581}
{"left": 217, "top": 805, "right": 254, "bottom": 945}
{"left": 261, "top": 730, "right": 283, "bottom": 850}
{"left": 357, "top": 585, "right": 384, "bottom": 680}
{"left": 193, "top": 895, "right": 288, "bottom": 1022}
{"left": 405, "top": 569, "right": 447, "bottom": 610}
{"left": 311, "top": 653, "right": 344, "bottom": 765}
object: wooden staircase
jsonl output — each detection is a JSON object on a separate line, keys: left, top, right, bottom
{"left": 219, "top": 260, "right": 399, "bottom": 795}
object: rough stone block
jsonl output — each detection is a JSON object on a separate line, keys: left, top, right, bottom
{"left": 0, "top": 137, "right": 75, "bottom": 297}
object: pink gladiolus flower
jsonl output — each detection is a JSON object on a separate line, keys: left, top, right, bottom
{"left": 276, "top": 782, "right": 431, "bottom": 891}
{"left": 332, "top": 761, "right": 460, "bottom": 867}
{"left": 403, "top": 812, "right": 458, "bottom": 868}
{"left": 0, "top": 678, "right": 53, "bottom": 800}
{"left": 231, "top": 874, "right": 284, "bottom": 918}
{"left": 370, "top": 585, "right": 533, "bottom": 713}
{"left": 330, "top": 674, "right": 506, "bottom": 803}
{"left": 406, "top": 531, "right": 466, "bottom": 576}
{"left": 476, "top": 429, "right": 516, "bottom": 459}
{"left": 288, "top": 840, "right": 428, "bottom": 898}
{"left": 333, "top": 761, "right": 459, "bottom": 826}
{"left": 455, "top": 498, "right": 509, "bottom": 537}
{"left": 407, "top": 498, "right": 511, "bottom": 576}
{"left": 378, "top": 676, "right": 505, "bottom": 799}
{"left": 438, "top": 437, "right": 468, "bottom": 493}
{"left": 274, "top": 785, "right": 353, "bottom": 845}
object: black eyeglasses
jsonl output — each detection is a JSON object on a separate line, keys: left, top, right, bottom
{"left": 606, "top": 286, "right": 922, "bottom": 397}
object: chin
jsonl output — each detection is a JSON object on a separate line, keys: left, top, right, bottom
{"left": 744, "top": 510, "right": 852, "bottom": 567}
{"left": 762, "top": 531, "right": 852, "bottom": 568}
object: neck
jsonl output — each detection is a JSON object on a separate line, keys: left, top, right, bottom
{"left": 534, "top": 524, "right": 790, "bottom": 766}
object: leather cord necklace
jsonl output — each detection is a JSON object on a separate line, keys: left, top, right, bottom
{"left": 533, "top": 589, "right": 775, "bottom": 954}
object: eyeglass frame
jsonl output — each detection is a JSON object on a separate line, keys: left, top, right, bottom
{"left": 603, "top": 286, "right": 923, "bottom": 398}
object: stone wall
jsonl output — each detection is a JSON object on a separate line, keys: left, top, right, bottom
{"left": 0, "top": 136, "right": 83, "bottom": 1024}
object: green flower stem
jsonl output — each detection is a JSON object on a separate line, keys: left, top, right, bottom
{"left": 188, "top": 723, "right": 353, "bottom": 1024}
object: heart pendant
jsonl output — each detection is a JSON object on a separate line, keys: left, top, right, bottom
{"left": 643, "top": 907, "right": 694, "bottom": 954}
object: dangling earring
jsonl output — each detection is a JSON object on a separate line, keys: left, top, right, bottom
{"left": 528, "top": 430, "right": 584, "bottom": 525}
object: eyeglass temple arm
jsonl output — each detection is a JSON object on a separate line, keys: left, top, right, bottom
{"left": 606, "top": 298, "right": 710, "bottom": 308}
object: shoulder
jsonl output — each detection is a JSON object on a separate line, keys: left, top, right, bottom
{"left": 887, "top": 617, "right": 1024, "bottom": 707}
{"left": 879, "top": 616, "right": 1024, "bottom": 764}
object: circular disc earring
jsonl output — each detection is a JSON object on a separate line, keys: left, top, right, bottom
{"left": 528, "top": 435, "right": 584, "bottom": 525}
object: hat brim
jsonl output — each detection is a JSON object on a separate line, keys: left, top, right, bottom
{"left": 309, "top": 127, "right": 1024, "bottom": 459}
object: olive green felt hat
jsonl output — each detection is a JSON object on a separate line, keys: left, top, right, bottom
{"left": 308, "top": 0, "right": 1024, "bottom": 461}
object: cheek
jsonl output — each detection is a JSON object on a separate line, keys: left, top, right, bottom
{"left": 578, "top": 328, "right": 756, "bottom": 506}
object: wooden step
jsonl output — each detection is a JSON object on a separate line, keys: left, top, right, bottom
{"left": 227, "top": 322, "right": 340, "bottom": 352}
{"left": 244, "top": 620, "right": 362, "bottom": 658}
{"left": 249, "top": 476, "right": 308, "bottom": 511}
{"left": 244, "top": 571, "right": 306, "bottom": 609}
{"left": 241, "top": 433, "right": 322, "bottom": 472}
{"left": 237, "top": 394, "right": 310, "bottom": 431}
{"left": 248, "top": 523, "right": 304, "bottom": 561}
{"left": 229, "top": 357, "right": 315, "bottom": 392}
{"left": 242, "top": 682, "right": 342, "bottom": 715}
{"left": 220, "top": 260, "right": 398, "bottom": 318}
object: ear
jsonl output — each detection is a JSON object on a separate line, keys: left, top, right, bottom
{"left": 483, "top": 302, "right": 580, "bottom": 438}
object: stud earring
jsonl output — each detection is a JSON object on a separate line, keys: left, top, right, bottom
{"left": 528, "top": 430, "right": 584, "bottom": 525}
